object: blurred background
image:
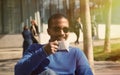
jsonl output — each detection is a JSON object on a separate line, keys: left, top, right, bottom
{"left": 0, "top": 0, "right": 120, "bottom": 75}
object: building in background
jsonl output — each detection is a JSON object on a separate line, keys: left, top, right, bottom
{"left": 0, "top": 0, "right": 82, "bottom": 34}
{"left": 0, "top": 0, "right": 42, "bottom": 34}
{"left": 0, "top": 0, "right": 120, "bottom": 48}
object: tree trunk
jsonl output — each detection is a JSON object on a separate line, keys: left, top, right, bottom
{"left": 104, "top": 0, "right": 112, "bottom": 53}
{"left": 80, "top": 0, "right": 94, "bottom": 74}
{"left": 62, "top": 0, "right": 67, "bottom": 15}
{"left": 68, "top": 0, "right": 75, "bottom": 31}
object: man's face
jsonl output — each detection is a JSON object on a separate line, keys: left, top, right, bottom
{"left": 47, "top": 18, "right": 69, "bottom": 41}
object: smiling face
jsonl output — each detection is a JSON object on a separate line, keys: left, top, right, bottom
{"left": 47, "top": 17, "right": 69, "bottom": 42}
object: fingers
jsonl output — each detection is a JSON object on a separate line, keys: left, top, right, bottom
{"left": 52, "top": 40, "right": 59, "bottom": 46}
{"left": 50, "top": 41, "right": 59, "bottom": 52}
{"left": 44, "top": 40, "right": 59, "bottom": 55}
{"left": 50, "top": 45, "right": 58, "bottom": 52}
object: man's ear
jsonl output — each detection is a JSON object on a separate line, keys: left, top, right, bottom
{"left": 47, "top": 28, "right": 50, "bottom": 35}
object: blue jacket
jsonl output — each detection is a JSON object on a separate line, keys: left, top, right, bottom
{"left": 15, "top": 43, "right": 93, "bottom": 75}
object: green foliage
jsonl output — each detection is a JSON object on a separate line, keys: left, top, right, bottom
{"left": 94, "top": 43, "right": 120, "bottom": 62}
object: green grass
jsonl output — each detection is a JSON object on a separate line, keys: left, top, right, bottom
{"left": 94, "top": 43, "right": 120, "bottom": 62}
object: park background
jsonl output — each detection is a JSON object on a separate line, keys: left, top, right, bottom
{"left": 0, "top": 0, "right": 120, "bottom": 75}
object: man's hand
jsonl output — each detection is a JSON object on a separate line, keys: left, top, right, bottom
{"left": 44, "top": 40, "right": 59, "bottom": 55}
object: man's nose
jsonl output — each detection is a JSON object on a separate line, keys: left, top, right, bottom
{"left": 59, "top": 29, "right": 65, "bottom": 35}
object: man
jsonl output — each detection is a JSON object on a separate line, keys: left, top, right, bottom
{"left": 74, "top": 17, "right": 83, "bottom": 44}
{"left": 15, "top": 13, "right": 93, "bottom": 75}
{"left": 30, "top": 20, "right": 39, "bottom": 43}
{"left": 22, "top": 25, "right": 33, "bottom": 55}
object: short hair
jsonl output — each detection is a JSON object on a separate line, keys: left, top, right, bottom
{"left": 23, "top": 25, "right": 28, "bottom": 30}
{"left": 48, "top": 13, "right": 68, "bottom": 28}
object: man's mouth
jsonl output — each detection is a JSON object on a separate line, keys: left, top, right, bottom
{"left": 56, "top": 37, "right": 66, "bottom": 41}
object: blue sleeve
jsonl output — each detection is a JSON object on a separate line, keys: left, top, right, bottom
{"left": 14, "top": 44, "right": 49, "bottom": 75}
{"left": 75, "top": 48, "right": 93, "bottom": 75}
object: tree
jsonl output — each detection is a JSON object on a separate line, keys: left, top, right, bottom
{"left": 104, "top": 0, "right": 112, "bottom": 52}
{"left": 80, "top": 0, "right": 94, "bottom": 73}
{"left": 62, "top": 0, "right": 68, "bottom": 15}
{"left": 68, "top": 0, "right": 75, "bottom": 32}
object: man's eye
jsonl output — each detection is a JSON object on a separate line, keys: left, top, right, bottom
{"left": 53, "top": 28, "right": 60, "bottom": 32}
{"left": 63, "top": 27, "right": 69, "bottom": 33}
{"left": 52, "top": 27, "right": 69, "bottom": 33}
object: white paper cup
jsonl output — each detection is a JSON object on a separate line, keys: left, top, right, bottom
{"left": 58, "top": 41, "right": 69, "bottom": 51}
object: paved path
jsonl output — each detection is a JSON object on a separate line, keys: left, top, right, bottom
{"left": 94, "top": 61, "right": 120, "bottom": 75}
{"left": 0, "top": 39, "right": 120, "bottom": 75}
